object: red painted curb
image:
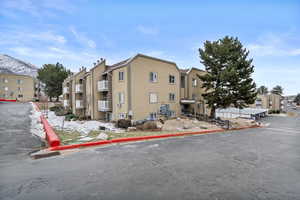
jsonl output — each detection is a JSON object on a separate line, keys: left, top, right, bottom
{"left": 40, "top": 115, "right": 61, "bottom": 147}
{"left": 48, "top": 124, "right": 261, "bottom": 151}
{"left": 49, "top": 128, "right": 226, "bottom": 151}
{"left": 0, "top": 99, "right": 17, "bottom": 102}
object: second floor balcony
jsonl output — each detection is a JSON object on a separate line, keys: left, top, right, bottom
{"left": 75, "top": 84, "right": 83, "bottom": 93}
{"left": 97, "top": 80, "right": 109, "bottom": 92}
{"left": 63, "top": 100, "right": 69, "bottom": 107}
{"left": 98, "top": 100, "right": 111, "bottom": 112}
{"left": 63, "top": 87, "right": 69, "bottom": 94}
{"left": 75, "top": 100, "right": 84, "bottom": 109}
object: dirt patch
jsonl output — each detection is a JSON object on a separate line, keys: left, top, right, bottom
{"left": 162, "top": 118, "right": 219, "bottom": 132}
{"left": 287, "top": 112, "right": 298, "bottom": 117}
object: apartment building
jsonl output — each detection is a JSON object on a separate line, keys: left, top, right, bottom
{"left": 0, "top": 73, "right": 37, "bottom": 101}
{"left": 63, "top": 54, "right": 183, "bottom": 121}
{"left": 251, "top": 94, "right": 283, "bottom": 111}
{"left": 180, "top": 68, "right": 210, "bottom": 116}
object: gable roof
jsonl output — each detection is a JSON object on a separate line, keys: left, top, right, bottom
{"left": 103, "top": 53, "right": 179, "bottom": 74}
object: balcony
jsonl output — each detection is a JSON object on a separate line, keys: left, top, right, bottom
{"left": 75, "top": 84, "right": 83, "bottom": 93}
{"left": 63, "top": 100, "right": 69, "bottom": 107}
{"left": 63, "top": 87, "right": 69, "bottom": 94}
{"left": 97, "top": 80, "right": 109, "bottom": 92}
{"left": 98, "top": 100, "right": 111, "bottom": 112}
{"left": 75, "top": 100, "right": 84, "bottom": 109}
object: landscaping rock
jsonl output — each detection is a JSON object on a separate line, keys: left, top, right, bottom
{"left": 127, "top": 127, "right": 137, "bottom": 132}
{"left": 96, "top": 133, "right": 108, "bottom": 140}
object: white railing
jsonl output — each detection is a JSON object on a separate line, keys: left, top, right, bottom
{"left": 97, "top": 80, "right": 109, "bottom": 91}
{"left": 63, "top": 100, "right": 69, "bottom": 107}
{"left": 63, "top": 87, "right": 69, "bottom": 94}
{"left": 75, "top": 84, "right": 83, "bottom": 93}
{"left": 98, "top": 100, "right": 111, "bottom": 111}
{"left": 75, "top": 100, "right": 84, "bottom": 109}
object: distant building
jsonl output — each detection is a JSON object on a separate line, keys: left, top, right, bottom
{"left": 0, "top": 73, "right": 39, "bottom": 101}
{"left": 250, "top": 93, "right": 284, "bottom": 111}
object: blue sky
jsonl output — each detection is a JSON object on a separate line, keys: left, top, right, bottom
{"left": 0, "top": 0, "right": 299, "bottom": 95}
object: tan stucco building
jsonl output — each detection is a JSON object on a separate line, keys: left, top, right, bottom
{"left": 63, "top": 54, "right": 208, "bottom": 121}
{"left": 0, "top": 73, "right": 37, "bottom": 101}
{"left": 251, "top": 94, "right": 283, "bottom": 111}
{"left": 179, "top": 68, "right": 210, "bottom": 116}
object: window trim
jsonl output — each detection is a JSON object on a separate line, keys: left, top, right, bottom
{"left": 169, "top": 93, "right": 175, "bottom": 102}
{"left": 118, "top": 92, "right": 125, "bottom": 104}
{"left": 192, "top": 78, "right": 197, "bottom": 87}
{"left": 119, "top": 71, "right": 124, "bottom": 81}
{"left": 149, "top": 72, "right": 158, "bottom": 83}
{"left": 169, "top": 75, "right": 175, "bottom": 84}
{"left": 149, "top": 92, "right": 158, "bottom": 104}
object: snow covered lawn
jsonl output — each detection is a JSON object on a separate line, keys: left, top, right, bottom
{"left": 29, "top": 102, "right": 46, "bottom": 139}
{"left": 46, "top": 111, "right": 123, "bottom": 135}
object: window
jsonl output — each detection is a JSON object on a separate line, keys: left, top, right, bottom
{"left": 18, "top": 87, "right": 22, "bottom": 91}
{"left": 149, "top": 93, "right": 158, "bottom": 103}
{"left": 17, "top": 79, "right": 22, "bottom": 84}
{"left": 169, "top": 75, "right": 175, "bottom": 84}
{"left": 119, "top": 71, "right": 124, "bottom": 81}
{"left": 149, "top": 112, "right": 157, "bottom": 120}
{"left": 192, "top": 78, "right": 197, "bottom": 87}
{"left": 180, "top": 76, "right": 185, "bottom": 88}
{"left": 149, "top": 72, "right": 158, "bottom": 82}
{"left": 169, "top": 93, "right": 175, "bottom": 102}
{"left": 192, "top": 93, "right": 196, "bottom": 100}
{"left": 118, "top": 92, "right": 124, "bottom": 104}
{"left": 18, "top": 94, "right": 23, "bottom": 98}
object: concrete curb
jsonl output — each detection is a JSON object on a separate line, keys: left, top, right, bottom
{"left": 48, "top": 125, "right": 260, "bottom": 151}
{"left": 0, "top": 98, "right": 17, "bottom": 102}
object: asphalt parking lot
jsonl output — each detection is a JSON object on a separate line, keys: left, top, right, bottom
{"left": 1, "top": 102, "right": 300, "bottom": 200}
{"left": 0, "top": 102, "right": 43, "bottom": 165}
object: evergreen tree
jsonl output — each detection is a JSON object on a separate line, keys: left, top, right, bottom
{"left": 198, "top": 36, "right": 257, "bottom": 118}
{"left": 257, "top": 86, "right": 268, "bottom": 95}
{"left": 294, "top": 93, "right": 300, "bottom": 105}
{"left": 37, "top": 63, "right": 71, "bottom": 101}
{"left": 271, "top": 85, "right": 283, "bottom": 96}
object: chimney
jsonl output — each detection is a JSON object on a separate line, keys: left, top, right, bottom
{"left": 100, "top": 58, "right": 104, "bottom": 61}
{"left": 97, "top": 60, "right": 100, "bottom": 64}
{"left": 93, "top": 62, "right": 96, "bottom": 66}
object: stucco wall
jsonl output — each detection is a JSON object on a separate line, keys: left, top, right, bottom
{"left": 0, "top": 73, "right": 35, "bottom": 101}
{"left": 130, "top": 56, "right": 180, "bottom": 121}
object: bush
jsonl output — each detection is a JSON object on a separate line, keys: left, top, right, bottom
{"left": 65, "top": 113, "right": 78, "bottom": 121}
{"left": 116, "top": 119, "right": 132, "bottom": 129}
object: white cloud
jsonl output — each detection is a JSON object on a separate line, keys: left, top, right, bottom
{"left": 137, "top": 25, "right": 159, "bottom": 35}
{"left": 70, "top": 26, "right": 96, "bottom": 48}
{"left": 0, "top": 0, "right": 76, "bottom": 18}
{"left": 246, "top": 33, "right": 300, "bottom": 57}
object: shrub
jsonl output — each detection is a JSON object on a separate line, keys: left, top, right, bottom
{"left": 116, "top": 119, "right": 132, "bottom": 128}
{"left": 65, "top": 113, "right": 78, "bottom": 121}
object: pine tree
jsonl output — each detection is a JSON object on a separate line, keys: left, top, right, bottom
{"left": 37, "top": 63, "right": 71, "bottom": 101}
{"left": 257, "top": 86, "right": 268, "bottom": 95}
{"left": 198, "top": 36, "right": 257, "bottom": 118}
{"left": 294, "top": 93, "right": 300, "bottom": 105}
{"left": 271, "top": 85, "right": 283, "bottom": 96}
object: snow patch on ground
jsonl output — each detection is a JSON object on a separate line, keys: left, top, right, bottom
{"left": 29, "top": 103, "right": 45, "bottom": 139}
{"left": 46, "top": 111, "right": 123, "bottom": 135}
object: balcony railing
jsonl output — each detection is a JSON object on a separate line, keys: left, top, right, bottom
{"left": 97, "top": 80, "right": 109, "bottom": 92}
{"left": 63, "top": 100, "right": 69, "bottom": 107}
{"left": 63, "top": 87, "right": 69, "bottom": 94}
{"left": 98, "top": 100, "right": 111, "bottom": 111}
{"left": 75, "top": 84, "right": 83, "bottom": 93}
{"left": 75, "top": 100, "right": 84, "bottom": 109}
